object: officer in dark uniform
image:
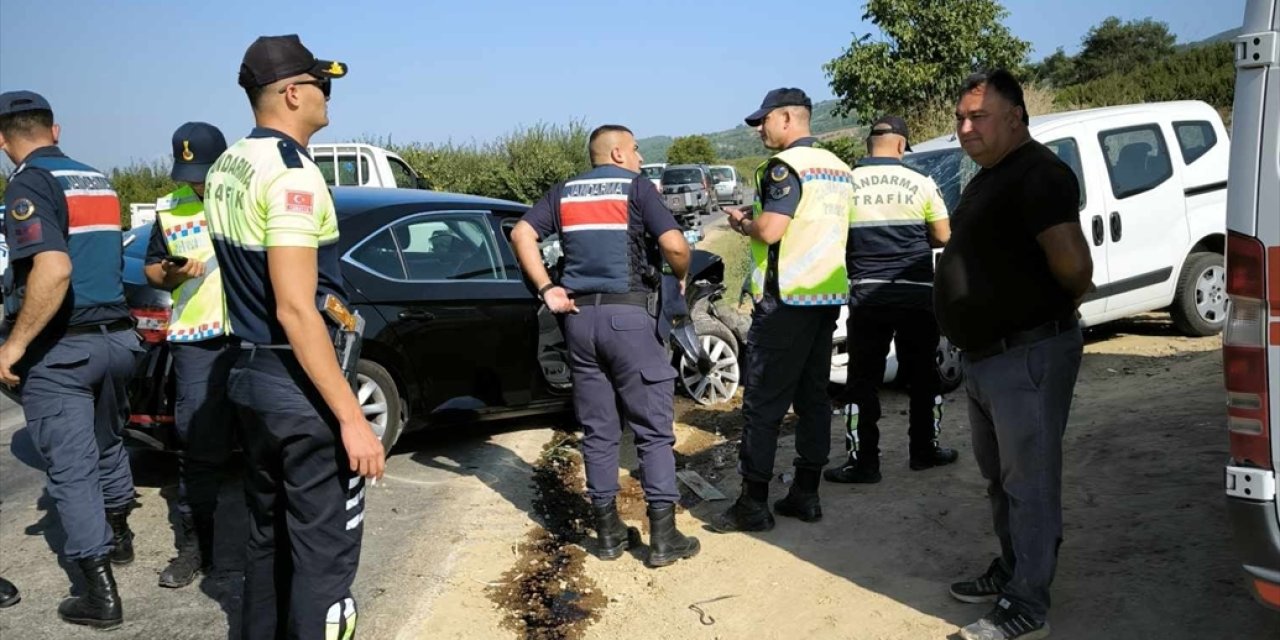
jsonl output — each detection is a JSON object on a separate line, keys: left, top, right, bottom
{"left": 144, "top": 122, "right": 234, "bottom": 588}
{"left": 510, "top": 124, "right": 701, "bottom": 568}
{"left": 825, "top": 115, "right": 959, "bottom": 485}
{"left": 203, "top": 36, "right": 384, "bottom": 640}
{"left": 0, "top": 91, "right": 141, "bottom": 630}
{"left": 713, "top": 89, "right": 853, "bottom": 532}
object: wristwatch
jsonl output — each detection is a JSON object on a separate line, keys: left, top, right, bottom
{"left": 537, "top": 283, "right": 556, "bottom": 300}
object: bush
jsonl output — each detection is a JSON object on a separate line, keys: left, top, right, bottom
{"left": 110, "top": 161, "right": 176, "bottom": 227}
{"left": 1056, "top": 42, "right": 1234, "bottom": 110}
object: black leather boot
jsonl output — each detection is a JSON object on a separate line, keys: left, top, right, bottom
{"left": 159, "top": 514, "right": 205, "bottom": 588}
{"left": 910, "top": 443, "right": 960, "bottom": 470}
{"left": 591, "top": 500, "right": 639, "bottom": 560}
{"left": 105, "top": 506, "right": 134, "bottom": 566}
{"left": 824, "top": 456, "right": 882, "bottom": 484}
{"left": 58, "top": 555, "right": 123, "bottom": 629}
{"left": 645, "top": 504, "right": 700, "bottom": 568}
{"left": 0, "top": 576, "right": 19, "bottom": 608}
{"left": 773, "top": 468, "right": 823, "bottom": 522}
{"left": 709, "top": 481, "right": 775, "bottom": 533}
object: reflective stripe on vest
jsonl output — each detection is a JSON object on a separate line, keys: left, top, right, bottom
{"left": 155, "top": 185, "right": 227, "bottom": 341}
{"left": 750, "top": 146, "right": 853, "bottom": 306}
{"left": 557, "top": 167, "right": 637, "bottom": 295}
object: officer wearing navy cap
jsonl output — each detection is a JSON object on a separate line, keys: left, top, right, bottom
{"left": 0, "top": 90, "right": 141, "bottom": 629}
{"left": 202, "top": 35, "right": 382, "bottom": 640}
{"left": 713, "top": 88, "right": 853, "bottom": 533}
{"left": 510, "top": 125, "right": 701, "bottom": 568}
{"left": 143, "top": 122, "right": 234, "bottom": 589}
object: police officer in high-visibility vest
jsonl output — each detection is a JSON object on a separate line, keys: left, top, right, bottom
{"left": 510, "top": 124, "right": 701, "bottom": 569}
{"left": 713, "top": 88, "right": 853, "bottom": 533}
{"left": 0, "top": 90, "right": 142, "bottom": 629}
{"left": 825, "top": 115, "right": 959, "bottom": 485}
{"left": 143, "top": 122, "right": 233, "bottom": 588}
{"left": 204, "top": 35, "right": 383, "bottom": 640}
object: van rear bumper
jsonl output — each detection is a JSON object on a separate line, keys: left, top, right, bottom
{"left": 1227, "top": 496, "right": 1280, "bottom": 609}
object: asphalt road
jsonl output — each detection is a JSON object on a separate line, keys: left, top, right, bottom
{"left": 0, "top": 394, "right": 555, "bottom": 639}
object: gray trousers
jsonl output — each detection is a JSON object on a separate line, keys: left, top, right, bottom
{"left": 171, "top": 337, "right": 237, "bottom": 518}
{"left": 963, "top": 327, "right": 1083, "bottom": 621}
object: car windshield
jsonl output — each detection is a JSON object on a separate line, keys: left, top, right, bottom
{"left": 663, "top": 168, "right": 703, "bottom": 185}
{"left": 901, "top": 148, "right": 980, "bottom": 212}
{"left": 641, "top": 166, "right": 664, "bottom": 179}
{"left": 710, "top": 167, "right": 734, "bottom": 183}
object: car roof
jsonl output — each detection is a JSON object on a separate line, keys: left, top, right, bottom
{"left": 332, "top": 187, "right": 525, "bottom": 219}
{"left": 910, "top": 100, "right": 1218, "bottom": 153}
{"left": 664, "top": 164, "right": 706, "bottom": 170}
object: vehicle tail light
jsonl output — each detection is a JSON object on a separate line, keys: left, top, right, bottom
{"left": 1253, "top": 578, "right": 1280, "bottom": 609}
{"left": 131, "top": 307, "right": 169, "bottom": 344}
{"left": 1224, "top": 231, "right": 1271, "bottom": 468}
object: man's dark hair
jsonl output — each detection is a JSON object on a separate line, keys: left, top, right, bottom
{"left": 960, "top": 69, "right": 1029, "bottom": 125}
{"left": 245, "top": 85, "right": 268, "bottom": 111}
{"left": 589, "top": 124, "right": 633, "bottom": 147}
{"left": 0, "top": 109, "right": 55, "bottom": 140}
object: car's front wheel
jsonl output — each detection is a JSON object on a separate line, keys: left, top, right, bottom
{"left": 936, "top": 337, "right": 963, "bottom": 394}
{"left": 354, "top": 359, "right": 405, "bottom": 453}
{"left": 1170, "top": 251, "right": 1226, "bottom": 337}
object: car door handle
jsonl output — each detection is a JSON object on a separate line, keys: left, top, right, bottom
{"left": 1109, "top": 212, "right": 1122, "bottom": 242}
{"left": 1091, "top": 215, "right": 1105, "bottom": 246}
{"left": 398, "top": 310, "right": 435, "bottom": 321}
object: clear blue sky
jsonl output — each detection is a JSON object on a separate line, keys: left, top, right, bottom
{"left": 0, "top": 0, "right": 1247, "bottom": 171}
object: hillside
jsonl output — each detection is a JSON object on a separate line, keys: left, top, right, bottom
{"left": 638, "top": 99, "right": 861, "bottom": 162}
{"left": 1177, "top": 27, "right": 1241, "bottom": 51}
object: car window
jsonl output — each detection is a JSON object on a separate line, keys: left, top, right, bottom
{"left": 902, "top": 148, "right": 979, "bottom": 214}
{"left": 1099, "top": 125, "right": 1173, "bottom": 199}
{"left": 1173, "top": 120, "right": 1218, "bottom": 165}
{"left": 348, "top": 228, "right": 406, "bottom": 279}
{"left": 710, "top": 167, "right": 734, "bottom": 183}
{"left": 641, "top": 166, "right": 664, "bottom": 179}
{"left": 1043, "top": 138, "right": 1087, "bottom": 210}
{"left": 390, "top": 215, "right": 503, "bottom": 281}
{"left": 387, "top": 157, "right": 418, "bottom": 189}
{"left": 313, "top": 153, "right": 371, "bottom": 187}
{"left": 663, "top": 168, "right": 702, "bottom": 184}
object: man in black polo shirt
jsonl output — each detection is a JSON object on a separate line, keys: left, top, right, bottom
{"left": 935, "top": 70, "right": 1093, "bottom": 640}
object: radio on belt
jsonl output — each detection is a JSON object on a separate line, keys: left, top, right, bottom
{"left": 323, "top": 293, "right": 365, "bottom": 388}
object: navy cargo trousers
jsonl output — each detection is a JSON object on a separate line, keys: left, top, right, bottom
{"left": 565, "top": 302, "right": 681, "bottom": 507}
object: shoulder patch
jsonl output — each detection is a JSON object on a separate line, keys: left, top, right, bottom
{"left": 767, "top": 183, "right": 793, "bottom": 201}
{"left": 9, "top": 198, "right": 35, "bottom": 221}
{"left": 277, "top": 140, "right": 303, "bottom": 169}
{"left": 770, "top": 164, "right": 790, "bottom": 182}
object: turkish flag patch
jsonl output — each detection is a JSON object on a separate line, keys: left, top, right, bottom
{"left": 285, "top": 190, "right": 314, "bottom": 214}
{"left": 13, "top": 220, "right": 44, "bottom": 247}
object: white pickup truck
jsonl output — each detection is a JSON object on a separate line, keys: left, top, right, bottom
{"left": 831, "top": 100, "right": 1231, "bottom": 391}
{"left": 307, "top": 143, "right": 430, "bottom": 190}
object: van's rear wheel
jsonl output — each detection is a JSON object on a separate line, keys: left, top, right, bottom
{"left": 1170, "top": 251, "right": 1226, "bottom": 337}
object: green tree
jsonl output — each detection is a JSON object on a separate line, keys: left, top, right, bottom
{"left": 1074, "top": 17, "right": 1176, "bottom": 84}
{"left": 109, "top": 162, "right": 176, "bottom": 227}
{"left": 824, "top": 0, "right": 1030, "bottom": 125}
{"left": 817, "top": 135, "right": 865, "bottom": 167}
{"left": 1029, "top": 47, "right": 1078, "bottom": 88}
{"left": 666, "top": 135, "right": 717, "bottom": 165}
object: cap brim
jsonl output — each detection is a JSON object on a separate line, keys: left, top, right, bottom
{"left": 744, "top": 107, "right": 770, "bottom": 126}
{"left": 310, "top": 59, "right": 348, "bottom": 79}
{"left": 171, "top": 162, "right": 215, "bottom": 183}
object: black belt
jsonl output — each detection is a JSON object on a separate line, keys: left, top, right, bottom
{"left": 963, "top": 316, "right": 1079, "bottom": 363}
{"left": 572, "top": 292, "right": 651, "bottom": 307}
{"left": 65, "top": 318, "right": 135, "bottom": 336}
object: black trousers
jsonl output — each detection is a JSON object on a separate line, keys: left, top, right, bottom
{"left": 227, "top": 347, "right": 363, "bottom": 640}
{"left": 842, "top": 305, "right": 942, "bottom": 462}
{"left": 738, "top": 296, "right": 839, "bottom": 483}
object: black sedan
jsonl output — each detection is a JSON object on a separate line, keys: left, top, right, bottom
{"left": 104, "top": 187, "right": 739, "bottom": 452}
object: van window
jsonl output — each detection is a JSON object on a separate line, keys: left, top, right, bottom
{"left": 1043, "top": 138, "right": 1087, "bottom": 210}
{"left": 1099, "top": 125, "right": 1173, "bottom": 199}
{"left": 387, "top": 157, "right": 418, "bottom": 189}
{"left": 313, "top": 153, "right": 371, "bottom": 187}
{"left": 1173, "top": 121, "right": 1218, "bottom": 165}
{"left": 710, "top": 167, "right": 735, "bottom": 183}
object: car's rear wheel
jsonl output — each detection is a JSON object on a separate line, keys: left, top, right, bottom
{"left": 936, "top": 337, "right": 963, "bottom": 393}
{"left": 679, "top": 314, "right": 741, "bottom": 405}
{"left": 355, "top": 359, "right": 405, "bottom": 452}
{"left": 1170, "top": 251, "right": 1226, "bottom": 337}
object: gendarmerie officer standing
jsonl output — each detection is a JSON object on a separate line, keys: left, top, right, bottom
{"left": 0, "top": 90, "right": 142, "bottom": 630}
{"left": 510, "top": 124, "right": 701, "bottom": 569}
{"left": 143, "top": 122, "right": 234, "bottom": 589}
{"left": 713, "top": 88, "right": 853, "bottom": 532}
{"left": 825, "top": 115, "right": 958, "bottom": 485}
{"left": 937, "top": 70, "right": 1093, "bottom": 640}
{"left": 202, "top": 35, "right": 384, "bottom": 639}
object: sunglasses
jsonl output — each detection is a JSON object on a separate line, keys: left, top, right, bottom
{"left": 279, "top": 78, "right": 331, "bottom": 100}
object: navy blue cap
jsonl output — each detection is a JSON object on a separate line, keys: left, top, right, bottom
{"left": 239, "top": 34, "right": 347, "bottom": 89}
{"left": 0, "top": 91, "right": 53, "bottom": 117}
{"left": 170, "top": 122, "right": 228, "bottom": 183}
{"left": 744, "top": 88, "right": 812, "bottom": 126}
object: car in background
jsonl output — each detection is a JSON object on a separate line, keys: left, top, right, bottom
{"left": 709, "top": 165, "right": 745, "bottom": 205}
{"left": 1223, "top": 0, "right": 1280, "bottom": 611}
{"left": 309, "top": 143, "right": 432, "bottom": 190}
{"left": 641, "top": 163, "right": 666, "bottom": 190}
{"left": 661, "top": 164, "right": 715, "bottom": 235}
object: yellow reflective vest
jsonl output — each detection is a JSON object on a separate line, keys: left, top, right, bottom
{"left": 154, "top": 185, "right": 227, "bottom": 341}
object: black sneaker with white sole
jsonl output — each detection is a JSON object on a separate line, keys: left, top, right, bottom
{"left": 949, "top": 557, "right": 1011, "bottom": 603}
{"left": 958, "top": 598, "right": 1050, "bottom": 640}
